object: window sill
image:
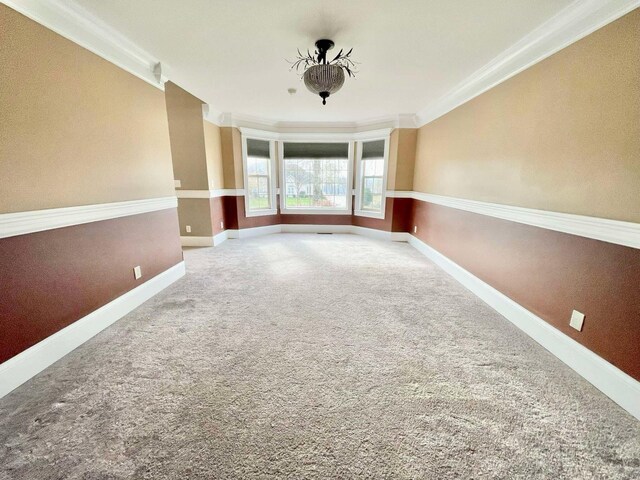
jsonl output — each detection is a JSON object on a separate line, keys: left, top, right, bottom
{"left": 280, "top": 208, "right": 352, "bottom": 216}
{"left": 245, "top": 208, "right": 278, "bottom": 217}
{"left": 354, "top": 209, "right": 385, "bottom": 220}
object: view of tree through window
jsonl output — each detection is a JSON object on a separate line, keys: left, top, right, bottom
{"left": 359, "top": 140, "right": 385, "bottom": 212}
{"left": 246, "top": 139, "right": 272, "bottom": 211}
{"left": 283, "top": 142, "right": 349, "bottom": 210}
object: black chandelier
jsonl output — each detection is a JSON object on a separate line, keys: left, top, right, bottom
{"left": 289, "top": 39, "right": 357, "bottom": 105}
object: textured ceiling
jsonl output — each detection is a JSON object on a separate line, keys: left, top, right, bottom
{"left": 73, "top": 0, "right": 573, "bottom": 122}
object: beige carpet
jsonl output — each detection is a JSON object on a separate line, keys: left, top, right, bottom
{"left": 0, "top": 234, "right": 638, "bottom": 479}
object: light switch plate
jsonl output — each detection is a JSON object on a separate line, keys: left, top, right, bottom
{"left": 133, "top": 266, "right": 142, "bottom": 280}
{"left": 174, "top": 179, "right": 181, "bottom": 188}
{"left": 569, "top": 310, "right": 585, "bottom": 331}
{"left": 186, "top": 225, "right": 191, "bottom": 233}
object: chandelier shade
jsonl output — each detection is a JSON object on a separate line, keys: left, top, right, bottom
{"left": 303, "top": 64, "right": 345, "bottom": 105}
{"left": 289, "top": 39, "right": 356, "bottom": 105}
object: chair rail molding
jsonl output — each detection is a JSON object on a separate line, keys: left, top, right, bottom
{"left": 175, "top": 189, "right": 246, "bottom": 198}
{"left": 0, "top": 196, "right": 178, "bottom": 239}
{"left": 386, "top": 191, "right": 640, "bottom": 249}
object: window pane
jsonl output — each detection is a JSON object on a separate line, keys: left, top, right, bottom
{"left": 247, "top": 155, "right": 271, "bottom": 210}
{"left": 360, "top": 152, "right": 384, "bottom": 212}
{"left": 283, "top": 155, "right": 349, "bottom": 210}
{"left": 248, "top": 173, "right": 271, "bottom": 210}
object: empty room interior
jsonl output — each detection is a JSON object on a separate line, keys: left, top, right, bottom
{"left": 1, "top": 0, "right": 639, "bottom": 478}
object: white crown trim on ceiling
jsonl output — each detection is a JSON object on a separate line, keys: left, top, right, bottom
{"left": 414, "top": 0, "right": 640, "bottom": 126}
{"left": 4, "top": 0, "right": 639, "bottom": 128}
{"left": 2, "top": 0, "right": 168, "bottom": 89}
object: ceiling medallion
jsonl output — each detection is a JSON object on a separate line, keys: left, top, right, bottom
{"left": 289, "top": 39, "right": 357, "bottom": 105}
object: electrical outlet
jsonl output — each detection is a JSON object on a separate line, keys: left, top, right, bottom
{"left": 174, "top": 179, "right": 181, "bottom": 188}
{"left": 186, "top": 225, "right": 191, "bottom": 233}
{"left": 569, "top": 310, "right": 585, "bottom": 331}
{"left": 133, "top": 266, "right": 142, "bottom": 280}
{"left": 413, "top": 225, "right": 418, "bottom": 233}
{"left": 220, "top": 221, "right": 224, "bottom": 229}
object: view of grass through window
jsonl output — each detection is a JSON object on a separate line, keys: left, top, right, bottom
{"left": 359, "top": 140, "right": 385, "bottom": 213}
{"left": 361, "top": 157, "right": 384, "bottom": 210}
{"left": 283, "top": 142, "right": 349, "bottom": 210}
{"left": 246, "top": 139, "right": 272, "bottom": 211}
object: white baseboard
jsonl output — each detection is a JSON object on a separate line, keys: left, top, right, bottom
{"left": 227, "top": 224, "right": 282, "bottom": 239}
{"left": 407, "top": 235, "right": 640, "bottom": 421}
{"left": 181, "top": 236, "right": 214, "bottom": 247}
{"left": 225, "top": 224, "right": 397, "bottom": 241}
{"left": 0, "top": 261, "right": 186, "bottom": 399}
{"left": 213, "top": 230, "right": 228, "bottom": 246}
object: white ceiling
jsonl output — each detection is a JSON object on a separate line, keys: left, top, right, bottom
{"left": 71, "top": 0, "right": 574, "bottom": 123}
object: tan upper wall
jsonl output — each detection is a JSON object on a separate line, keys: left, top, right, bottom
{"left": 164, "top": 82, "right": 210, "bottom": 191}
{"left": 413, "top": 9, "right": 640, "bottom": 223}
{"left": 220, "top": 127, "right": 244, "bottom": 190}
{"left": 203, "top": 120, "right": 224, "bottom": 190}
{"left": 0, "top": 5, "right": 175, "bottom": 213}
{"left": 388, "top": 129, "right": 417, "bottom": 191}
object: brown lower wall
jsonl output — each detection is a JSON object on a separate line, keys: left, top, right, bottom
{"left": 410, "top": 199, "right": 640, "bottom": 381}
{"left": 220, "top": 196, "right": 413, "bottom": 232}
{"left": 0, "top": 208, "right": 183, "bottom": 364}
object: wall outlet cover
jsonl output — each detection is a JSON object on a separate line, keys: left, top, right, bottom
{"left": 174, "top": 179, "right": 181, "bottom": 188}
{"left": 570, "top": 310, "right": 585, "bottom": 331}
{"left": 414, "top": 226, "right": 418, "bottom": 233}
{"left": 186, "top": 225, "right": 192, "bottom": 233}
{"left": 220, "top": 221, "right": 224, "bottom": 229}
{"left": 133, "top": 266, "right": 142, "bottom": 280}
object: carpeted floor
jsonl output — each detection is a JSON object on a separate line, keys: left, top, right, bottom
{"left": 0, "top": 234, "right": 638, "bottom": 479}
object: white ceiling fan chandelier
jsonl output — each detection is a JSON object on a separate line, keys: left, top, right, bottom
{"left": 289, "top": 39, "right": 357, "bottom": 105}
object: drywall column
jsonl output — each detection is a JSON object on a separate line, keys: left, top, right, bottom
{"left": 164, "top": 82, "right": 217, "bottom": 245}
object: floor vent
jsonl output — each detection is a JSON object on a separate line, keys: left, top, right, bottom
{"left": 317, "top": 232, "right": 333, "bottom": 235}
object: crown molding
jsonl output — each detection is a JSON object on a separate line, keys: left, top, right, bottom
{"left": 5, "top": 0, "right": 636, "bottom": 129}
{"left": 202, "top": 104, "right": 224, "bottom": 126}
{"left": 415, "top": 0, "right": 640, "bottom": 126}
{"left": 220, "top": 113, "right": 417, "bottom": 133}
{"left": 2, "top": 0, "right": 168, "bottom": 89}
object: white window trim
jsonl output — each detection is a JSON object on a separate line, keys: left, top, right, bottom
{"left": 242, "top": 135, "right": 278, "bottom": 217}
{"left": 278, "top": 139, "right": 354, "bottom": 216}
{"left": 354, "top": 136, "right": 390, "bottom": 220}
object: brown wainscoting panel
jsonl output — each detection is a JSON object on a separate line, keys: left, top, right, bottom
{"left": 411, "top": 200, "right": 640, "bottom": 380}
{"left": 391, "top": 197, "right": 414, "bottom": 233}
{"left": 280, "top": 214, "right": 352, "bottom": 226}
{"left": 222, "top": 196, "right": 240, "bottom": 230}
{"left": 352, "top": 198, "right": 394, "bottom": 231}
{"left": 220, "top": 195, "right": 411, "bottom": 232}
{"left": 210, "top": 196, "right": 226, "bottom": 234}
{"left": 0, "top": 209, "right": 183, "bottom": 364}
{"left": 232, "top": 195, "right": 281, "bottom": 229}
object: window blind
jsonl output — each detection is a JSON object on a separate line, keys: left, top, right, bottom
{"left": 283, "top": 142, "right": 349, "bottom": 159}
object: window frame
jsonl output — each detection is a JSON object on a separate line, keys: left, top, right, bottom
{"left": 242, "top": 135, "right": 277, "bottom": 217}
{"left": 278, "top": 139, "right": 354, "bottom": 216}
{"left": 354, "top": 136, "right": 390, "bottom": 219}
